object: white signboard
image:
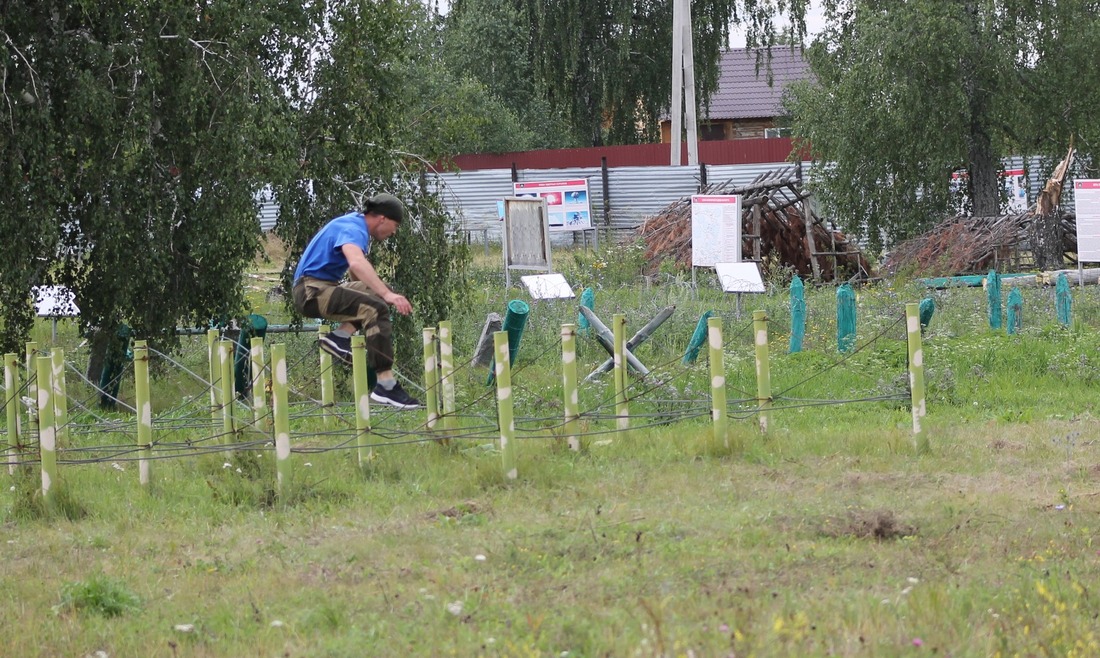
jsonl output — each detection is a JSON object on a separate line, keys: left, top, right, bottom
{"left": 521, "top": 273, "right": 576, "bottom": 300}
{"left": 714, "top": 262, "right": 765, "bottom": 293}
{"left": 33, "top": 285, "right": 80, "bottom": 317}
{"left": 513, "top": 179, "right": 592, "bottom": 231}
{"left": 690, "top": 195, "right": 742, "bottom": 267}
{"left": 1075, "top": 180, "right": 1100, "bottom": 262}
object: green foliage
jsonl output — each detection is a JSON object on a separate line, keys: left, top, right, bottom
{"left": 268, "top": 1, "right": 470, "bottom": 369}
{"left": 447, "top": 0, "right": 812, "bottom": 146}
{"left": 1, "top": 0, "right": 303, "bottom": 352}
{"left": 55, "top": 573, "right": 141, "bottom": 618}
{"left": 440, "top": 0, "right": 576, "bottom": 150}
{"left": 788, "top": 0, "right": 1100, "bottom": 252}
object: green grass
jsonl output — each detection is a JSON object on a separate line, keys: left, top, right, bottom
{"left": 4, "top": 248, "right": 1100, "bottom": 656}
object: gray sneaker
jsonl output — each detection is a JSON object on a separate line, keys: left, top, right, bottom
{"left": 319, "top": 333, "right": 352, "bottom": 365}
{"left": 370, "top": 382, "right": 421, "bottom": 410}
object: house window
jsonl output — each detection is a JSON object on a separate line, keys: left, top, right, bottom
{"left": 699, "top": 122, "right": 726, "bottom": 141}
{"left": 764, "top": 127, "right": 792, "bottom": 138}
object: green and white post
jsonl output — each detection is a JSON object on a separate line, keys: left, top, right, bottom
{"left": 250, "top": 337, "right": 268, "bottom": 426}
{"left": 351, "top": 336, "right": 372, "bottom": 466}
{"left": 207, "top": 329, "right": 220, "bottom": 428}
{"left": 707, "top": 316, "right": 728, "bottom": 449}
{"left": 493, "top": 331, "right": 518, "bottom": 480}
{"left": 133, "top": 340, "right": 153, "bottom": 487}
{"left": 271, "top": 343, "right": 292, "bottom": 495}
{"left": 753, "top": 310, "right": 772, "bottom": 434}
{"left": 561, "top": 324, "right": 580, "bottom": 451}
{"left": 906, "top": 303, "right": 929, "bottom": 453}
{"left": 318, "top": 325, "right": 335, "bottom": 431}
{"left": 613, "top": 313, "right": 629, "bottom": 432}
{"left": 35, "top": 355, "right": 56, "bottom": 501}
{"left": 25, "top": 342, "right": 38, "bottom": 438}
{"left": 423, "top": 327, "right": 439, "bottom": 431}
{"left": 50, "top": 349, "right": 69, "bottom": 448}
{"left": 5, "top": 353, "right": 21, "bottom": 474}
{"left": 438, "top": 320, "right": 457, "bottom": 438}
{"left": 218, "top": 339, "right": 235, "bottom": 454}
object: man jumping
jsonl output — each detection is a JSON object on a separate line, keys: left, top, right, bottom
{"left": 291, "top": 193, "right": 420, "bottom": 409}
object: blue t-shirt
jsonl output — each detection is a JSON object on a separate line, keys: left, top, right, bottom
{"left": 294, "top": 212, "right": 371, "bottom": 283}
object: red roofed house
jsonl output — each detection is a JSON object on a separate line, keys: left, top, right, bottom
{"left": 661, "top": 47, "right": 811, "bottom": 143}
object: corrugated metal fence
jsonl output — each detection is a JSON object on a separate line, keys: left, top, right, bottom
{"left": 259, "top": 155, "right": 1068, "bottom": 240}
{"left": 429, "top": 160, "right": 809, "bottom": 244}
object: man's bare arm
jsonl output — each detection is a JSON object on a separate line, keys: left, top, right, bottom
{"left": 341, "top": 243, "right": 412, "bottom": 315}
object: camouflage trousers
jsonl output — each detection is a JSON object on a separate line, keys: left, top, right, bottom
{"left": 292, "top": 277, "right": 394, "bottom": 372}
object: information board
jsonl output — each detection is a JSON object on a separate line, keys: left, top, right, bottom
{"left": 690, "top": 195, "right": 742, "bottom": 267}
{"left": 513, "top": 179, "right": 592, "bottom": 232}
{"left": 1075, "top": 180, "right": 1100, "bottom": 262}
{"left": 714, "top": 262, "right": 765, "bottom": 293}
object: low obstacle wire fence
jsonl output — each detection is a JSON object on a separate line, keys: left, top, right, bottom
{"left": 3, "top": 304, "right": 928, "bottom": 504}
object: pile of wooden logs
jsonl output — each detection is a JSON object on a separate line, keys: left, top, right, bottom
{"left": 882, "top": 211, "right": 1078, "bottom": 276}
{"left": 636, "top": 167, "right": 871, "bottom": 282}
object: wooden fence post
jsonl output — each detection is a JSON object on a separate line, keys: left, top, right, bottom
{"left": 351, "top": 336, "right": 372, "bottom": 466}
{"left": 707, "top": 316, "right": 727, "bottom": 449}
{"left": 35, "top": 355, "right": 56, "bottom": 501}
{"left": 271, "top": 343, "right": 292, "bottom": 496}
{"left": 753, "top": 310, "right": 772, "bottom": 434}
{"left": 906, "top": 303, "right": 929, "bottom": 453}
{"left": 494, "top": 331, "right": 518, "bottom": 480}
{"left": 561, "top": 324, "right": 580, "bottom": 451}
{"left": 133, "top": 341, "right": 152, "bottom": 487}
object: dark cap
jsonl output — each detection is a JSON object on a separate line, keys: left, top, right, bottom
{"left": 365, "top": 193, "right": 406, "bottom": 223}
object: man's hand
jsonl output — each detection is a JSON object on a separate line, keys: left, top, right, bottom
{"left": 384, "top": 291, "right": 412, "bottom": 315}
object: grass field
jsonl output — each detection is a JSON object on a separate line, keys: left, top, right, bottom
{"left": 4, "top": 243, "right": 1100, "bottom": 657}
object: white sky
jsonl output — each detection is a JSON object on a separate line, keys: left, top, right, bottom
{"left": 431, "top": 0, "right": 828, "bottom": 49}
{"left": 729, "top": 1, "right": 828, "bottom": 48}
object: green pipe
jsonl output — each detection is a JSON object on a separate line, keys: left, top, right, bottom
{"left": 986, "top": 269, "right": 1003, "bottom": 330}
{"left": 234, "top": 314, "right": 268, "bottom": 401}
{"left": 836, "top": 284, "right": 856, "bottom": 353}
{"left": 577, "top": 287, "right": 595, "bottom": 336}
{"left": 133, "top": 340, "right": 152, "bottom": 487}
{"left": 486, "top": 299, "right": 530, "bottom": 385}
{"left": 682, "top": 311, "right": 713, "bottom": 365}
{"left": 1056, "top": 272, "right": 1072, "bottom": 327}
{"left": 493, "top": 331, "right": 517, "bottom": 480}
{"left": 707, "top": 316, "right": 727, "bottom": 450}
{"left": 918, "top": 297, "right": 935, "bottom": 335}
{"left": 789, "top": 276, "right": 805, "bottom": 353}
{"left": 1006, "top": 287, "right": 1023, "bottom": 335}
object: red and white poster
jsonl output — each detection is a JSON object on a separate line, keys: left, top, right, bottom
{"left": 513, "top": 179, "right": 592, "bottom": 232}
{"left": 690, "top": 195, "right": 742, "bottom": 267}
{"left": 1075, "top": 180, "right": 1100, "bottom": 262}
